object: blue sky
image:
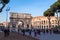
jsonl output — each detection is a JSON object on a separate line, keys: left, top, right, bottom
{"left": 0, "top": 0, "right": 57, "bottom": 23}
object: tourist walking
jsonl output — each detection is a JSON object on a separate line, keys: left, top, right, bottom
{"left": 29, "top": 29, "right": 32, "bottom": 35}
{"left": 22, "top": 29, "right": 25, "bottom": 36}
{"left": 34, "top": 29, "right": 37, "bottom": 36}
{"left": 4, "top": 28, "right": 10, "bottom": 37}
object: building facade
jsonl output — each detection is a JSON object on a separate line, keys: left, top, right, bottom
{"left": 32, "top": 16, "right": 60, "bottom": 29}
{"left": 10, "top": 12, "right": 32, "bottom": 31}
{"left": 10, "top": 12, "right": 60, "bottom": 30}
{"left": 2, "top": 22, "right": 9, "bottom": 27}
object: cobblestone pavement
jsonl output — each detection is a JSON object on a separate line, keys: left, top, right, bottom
{"left": 0, "top": 32, "right": 39, "bottom": 40}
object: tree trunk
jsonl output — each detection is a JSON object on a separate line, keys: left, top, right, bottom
{"left": 57, "top": 12, "right": 59, "bottom": 27}
{"left": 47, "top": 16, "right": 51, "bottom": 29}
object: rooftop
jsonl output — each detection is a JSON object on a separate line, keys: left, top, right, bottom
{"left": 10, "top": 12, "right": 31, "bottom": 15}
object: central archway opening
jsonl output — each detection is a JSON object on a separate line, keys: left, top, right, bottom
{"left": 18, "top": 21, "right": 24, "bottom": 29}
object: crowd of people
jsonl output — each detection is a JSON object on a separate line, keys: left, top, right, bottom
{"left": 17, "top": 28, "right": 60, "bottom": 37}
{"left": 0, "top": 27, "right": 60, "bottom": 37}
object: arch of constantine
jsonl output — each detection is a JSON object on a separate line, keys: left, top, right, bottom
{"left": 10, "top": 12, "right": 32, "bottom": 31}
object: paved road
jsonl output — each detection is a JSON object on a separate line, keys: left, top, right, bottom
{"left": 0, "top": 32, "right": 39, "bottom": 40}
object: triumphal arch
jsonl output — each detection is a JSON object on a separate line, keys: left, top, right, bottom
{"left": 10, "top": 12, "right": 32, "bottom": 31}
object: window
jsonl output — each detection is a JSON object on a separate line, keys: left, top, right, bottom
{"left": 44, "top": 20, "right": 45, "bottom": 24}
{"left": 46, "top": 21, "right": 47, "bottom": 24}
{"left": 11, "top": 14, "right": 13, "bottom": 16}
{"left": 55, "top": 20, "right": 57, "bottom": 24}
{"left": 52, "top": 20, "right": 54, "bottom": 24}
{"left": 52, "top": 25, "right": 54, "bottom": 27}
{"left": 59, "top": 20, "right": 60, "bottom": 24}
{"left": 52, "top": 20, "right": 54, "bottom": 22}
{"left": 42, "top": 21, "right": 43, "bottom": 24}
{"left": 12, "top": 24, "right": 16, "bottom": 28}
{"left": 27, "top": 24, "right": 29, "bottom": 28}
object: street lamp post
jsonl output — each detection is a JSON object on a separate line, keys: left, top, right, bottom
{"left": 6, "top": 7, "right": 10, "bottom": 28}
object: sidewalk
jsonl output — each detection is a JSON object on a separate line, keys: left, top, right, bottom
{"left": 0, "top": 32, "right": 39, "bottom": 40}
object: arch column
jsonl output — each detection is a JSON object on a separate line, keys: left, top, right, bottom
{"left": 15, "top": 24, "right": 18, "bottom": 32}
{"left": 10, "top": 23, "right": 12, "bottom": 32}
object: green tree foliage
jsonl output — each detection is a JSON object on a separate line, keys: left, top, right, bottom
{"left": 43, "top": 0, "right": 60, "bottom": 29}
{"left": 44, "top": 9, "right": 54, "bottom": 16}
{"left": 58, "top": 0, "right": 60, "bottom": 3}
{"left": 43, "top": 0, "right": 60, "bottom": 16}
{"left": 50, "top": 1, "right": 60, "bottom": 12}
{"left": 43, "top": 0, "right": 60, "bottom": 28}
